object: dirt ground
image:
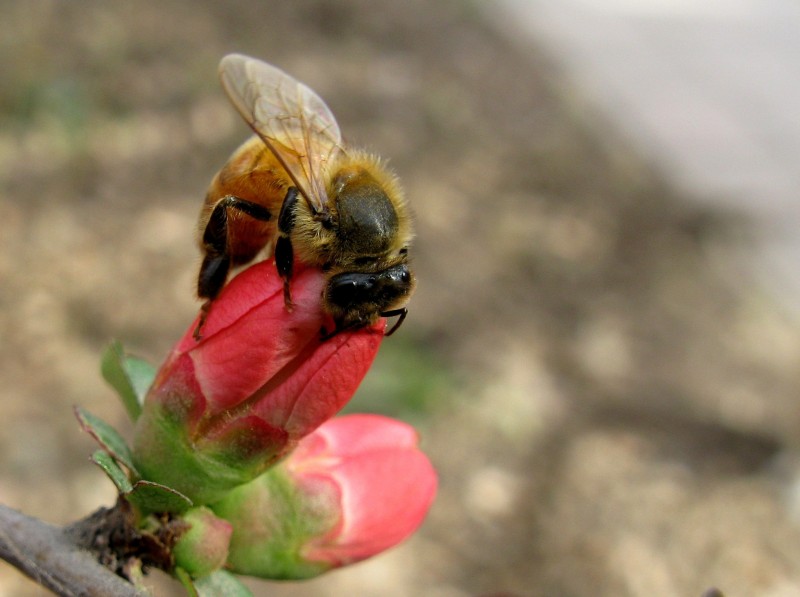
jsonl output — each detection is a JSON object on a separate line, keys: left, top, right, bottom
{"left": 3, "top": 1, "right": 800, "bottom": 596}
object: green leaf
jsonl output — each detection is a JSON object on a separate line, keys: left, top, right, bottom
{"left": 190, "top": 570, "right": 253, "bottom": 597}
{"left": 75, "top": 406, "right": 136, "bottom": 472}
{"left": 126, "top": 480, "right": 193, "bottom": 514}
{"left": 91, "top": 448, "right": 193, "bottom": 513}
{"left": 125, "top": 355, "right": 157, "bottom": 407}
{"left": 91, "top": 450, "right": 133, "bottom": 494}
{"left": 101, "top": 340, "right": 156, "bottom": 421}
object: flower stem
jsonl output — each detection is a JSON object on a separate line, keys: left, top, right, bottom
{"left": 0, "top": 502, "right": 149, "bottom": 596}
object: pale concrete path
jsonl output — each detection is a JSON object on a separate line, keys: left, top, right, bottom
{"left": 493, "top": 0, "right": 800, "bottom": 308}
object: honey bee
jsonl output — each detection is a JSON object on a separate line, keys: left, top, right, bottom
{"left": 195, "top": 54, "right": 415, "bottom": 339}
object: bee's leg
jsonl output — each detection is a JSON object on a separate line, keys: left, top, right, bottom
{"left": 275, "top": 187, "right": 299, "bottom": 309}
{"left": 320, "top": 313, "right": 394, "bottom": 341}
{"left": 194, "top": 298, "right": 216, "bottom": 341}
{"left": 198, "top": 195, "right": 273, "bottom": 300}
{"left": 194, "top": 254, "right": 229, "bottom": 341}
{"left": 320, "top": 320, "right": 358, "bottom": 342}
{"left": 381, "top": 308, "right": 408, "bottom": 336}
{"left": 319, "top": 325, "right": 342, "bottom": 341}
{"left": 321, "top": 311, "right": 409, "bottom": 341}
{"left": 195, "top": 195, "right": 272, "bottom": 340}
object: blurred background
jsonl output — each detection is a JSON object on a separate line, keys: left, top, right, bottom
{"left": 3, "top": 1, "right": 800, "bottom": 595}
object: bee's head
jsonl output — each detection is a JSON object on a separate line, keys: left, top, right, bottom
{"left": 324, "top": 263, "right": 415, "bottom": 330}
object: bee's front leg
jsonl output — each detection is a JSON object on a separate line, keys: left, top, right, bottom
{"left": 381, "top": 308, "right": 408, "bottom": 336}
{"left": 275, "top": 187, "right": 300, "bottom": 309}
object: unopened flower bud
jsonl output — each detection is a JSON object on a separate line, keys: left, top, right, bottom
{"left": 132, "top": 260, "right": 383, "bottom": 505}
{"left": 172, "top": 507, "right": 233, "bottom": 578}
{"left": 212, "top": 414, "right": 437, "bottom": 579}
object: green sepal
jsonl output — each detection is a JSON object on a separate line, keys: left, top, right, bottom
{"left": 133, "top": 403, "right": 274, "bottom": 506}
{"left": 101, "top": 340, "right": 156, "bottom": 422}
{"left": 91, "top": 450, "right": 133, "bottom": 494}
{"left": 176, "top": 568, "right": 253, "bottom": 597}
{"left": 126, "top": 480, "right": 193, "bottom": 515}
{"left": 90, "top": 450, "right": 192, "bottom": 513}
{"left": 75, "top": 406, "right": 136, "bottom": 473}
{"left": 210, "top": 467, "right": 333, "bottom": 579}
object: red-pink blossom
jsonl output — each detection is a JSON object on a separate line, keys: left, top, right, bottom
{"left": 212, "top": 414, "right": 438, "bottom": 579}
{"left": 132, "top": 260, "right": 384, "bottom": 506}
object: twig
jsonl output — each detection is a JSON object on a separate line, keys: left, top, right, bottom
{"left": 0, "top": 503, "right": 148, "bottom": 597}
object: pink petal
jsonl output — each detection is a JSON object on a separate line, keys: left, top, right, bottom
{"left": 289, "top": 415, "right": 438, "bottom": 566}
{"left": 313, "top": 414, "right": 420, "bottom": 457}
{"left": 186, "top": 261, "right": 327, "bottom": 414}
{"left": 303, "top": 447, "right": 437, "bottom": 566}
{"left": 251, "top": 330, "right": 384, "bottom": 439}
{"left": 147, "top": 350, "right": 208, "bottom": 427}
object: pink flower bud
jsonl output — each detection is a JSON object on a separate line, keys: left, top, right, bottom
{"left": 132, "top": 260, "right": 384, "bottom": 506}
{"left": 211, "top": 414, "right": 438, "bottom": 580}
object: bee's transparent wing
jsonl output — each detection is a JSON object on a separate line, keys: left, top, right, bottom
{"left": 219, "top": 54, "right": 344, "bottom": 213}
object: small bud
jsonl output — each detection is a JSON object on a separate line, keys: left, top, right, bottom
{"left": 172, "top": 507, "right": 233, "bottom": 578}
{"left": 212, "top": 414, "right": 437, "bottom": 580}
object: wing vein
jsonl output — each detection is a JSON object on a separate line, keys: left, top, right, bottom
{"left": 218, "top": 54, "right": 343, "bottom": 214}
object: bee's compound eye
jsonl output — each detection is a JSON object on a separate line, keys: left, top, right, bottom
{"left": 386, "top": 264, "right": 411, "bottom": 285}
{"left": 328, "top": 273, "right": 374, "bottom": 308}
{"left": 329, "top": 279, "right": 358, "bottom": 305}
